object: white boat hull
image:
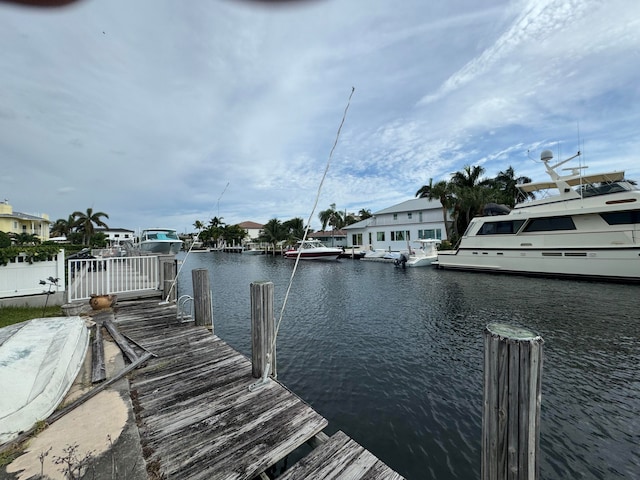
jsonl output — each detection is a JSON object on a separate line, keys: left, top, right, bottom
{"left": 139, "top": 240, "right": 182, "bottom": 255}
{"left": 0, "top": 317, "right": 89, "bottom": 444}
{"left": 436, "top": 247, "right": 640, "bottom": 281}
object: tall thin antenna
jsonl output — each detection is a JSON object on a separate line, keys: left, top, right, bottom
{"left": 217, "top": 182, "right": 229, "bottom": 219}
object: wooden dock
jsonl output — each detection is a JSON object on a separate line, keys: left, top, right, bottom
{"left": 112, "top": 298, "right": 404, "bottom": 479}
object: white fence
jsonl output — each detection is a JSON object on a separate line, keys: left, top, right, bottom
{"left": 0, "top": 251, "right": 65, "bottom": 299}
{"left": 67, "top": 255, "right": 162, "bottom": 302}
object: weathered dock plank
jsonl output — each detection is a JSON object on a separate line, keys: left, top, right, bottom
{"left": 278, "top": 430, "right": 405, "bottom": 480}
{"left": 113, "top": 299, "right": 328, "bottom": 479}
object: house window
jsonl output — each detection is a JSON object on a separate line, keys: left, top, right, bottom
{"left": 419, "top": 212, "right": 423, "bottom": 222}
{"left": 393, "top": 231, "right": 405, "bottom": 241}
{"left": 377, "top": 232, "right": 385, "bottom": 241}
{"left": 393, "top": 214, "right": 398, "bottom": 220}
{"left": 368, "top": 232, "right": 372, "bottom": 244}
{"left": 408, "top": 212, "right": 412, "bottom": 219}
{"left": 418, "top": 229, "right": 442, "bottom": 240}
{"left": 352, "top": 233, "right": 363, "bottom": 245}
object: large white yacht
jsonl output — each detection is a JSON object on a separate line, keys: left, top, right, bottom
{"left": 435, "top": 150, "right": 640, "bottom": 282}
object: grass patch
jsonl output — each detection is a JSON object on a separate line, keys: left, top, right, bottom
{"left": 0, "top": 305, "right": 63, "bottom": 328}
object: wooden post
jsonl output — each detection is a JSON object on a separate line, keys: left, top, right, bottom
{"left": 482, "top": 323, "right": 543, "bottom": 480}
{"left": 163, "top": 260, "right": 177, "bottom": 302}
{"left": 250, "top": 281, "right": 275, "bottom": 379}
{"left": 192, "top": 268, "right": 213, "bottom": 330}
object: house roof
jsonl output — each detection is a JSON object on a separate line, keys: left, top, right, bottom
{"left": 373, "top": 197, "right": 441, "bottom": 215}
{"left": 238, "top": 221, "right": 264, "bottom": 229}
{"left": 0, "top": 211, "right": 50, "bottom": 223}
{"left": 95, "top": 227, "right": 135, "bottom": 233}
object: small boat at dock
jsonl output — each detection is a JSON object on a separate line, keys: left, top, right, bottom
{"left": 137, "top": 228, "right": 182, "bottom": 255}
{"left": 284, "top": 240, "right": 342, "bottom": 261}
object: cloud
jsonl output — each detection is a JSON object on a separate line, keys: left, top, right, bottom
{"left": 1, "top": 0, "right": 639, "bottom": 231}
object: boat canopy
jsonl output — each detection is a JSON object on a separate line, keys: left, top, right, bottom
{"left": 519, "top": 171, "right": 625, "bottom": 193}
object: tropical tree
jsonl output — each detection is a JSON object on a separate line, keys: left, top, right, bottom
{"left": 491, "top": 166, "right": 534, "bottom": 207}
{"left": 14, "top": 233, "right": 40, "bottom": 245}
{"left": 283, "top": 217, "right": 306, "bottom": 242}
{"left": 72, "top": 208, "right": 109, "bottom": 245}
{"left": 318, "top": 204, "right": 344, "bottom": 231}
{"left": 0, "top": 231, "right": 10, "bottom": 248}
{"left": 449, "top": 165, "right": 489, "bottom": 237}
{"left": 416, "top": 178, "right": 454, "bottom": 240}
{"left": 358, "top": 208, "right": 373, "bottom": 220}
{"left": 50, "top": 215, "right": 78, "bottom": 238}
{"left": 193, "top": 220, "right": 205, "bottom": 232}
{"left": 259, "top": 218, "right": 287, "bottom": 254}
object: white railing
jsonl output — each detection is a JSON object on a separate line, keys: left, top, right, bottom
{"left": 0, "top": 251, "right": 65, "bottom": 298}
{"left": 67, "top": 255, "right": 161, "bottom": 302}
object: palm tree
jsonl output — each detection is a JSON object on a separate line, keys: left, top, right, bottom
{"left": 358, "top": 208, "right": 373, "bottom": 220}
{"left": 492, "top": 166, "right": 534, "bottom": 207}
{"left": 318, "top": 204, "right": 344, "bottom": 231}
{"left": 416, "top": 178, "right": 454, "bottom": 240}
{"left": 259, "top": 218, "right": 287, "bottom": 255}
{"left": 283, "top": 217, "right": 306, "bottom": 242}
{"left": 50, "top": 215, "right": 78, "bottom": 238}
{"left": 193, "top": 220, "right": 205, "bottom": 231}
{"left": 72, "top": 208, "right": 109, "bottom": 245}
{"left": 449, "top": 165, "right": 488, "bottom": 237}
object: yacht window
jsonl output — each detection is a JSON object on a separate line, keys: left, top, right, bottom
{"left": 478, "top": 220, "right": 525, "bottom": 235}
{"left": 600, "top": 210, "right": 640, "bottom": 225}
{"left": 523, "top": 216, "right": 576, "bottom": 232}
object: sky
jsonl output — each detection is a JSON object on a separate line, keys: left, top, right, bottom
{"left": 1, "top": 0, "right": 640, "bottom": 234}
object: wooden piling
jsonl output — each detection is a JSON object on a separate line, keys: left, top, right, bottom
{"left": 250, "top": 281, "right": 276, "bottom": 379}
{"left": 162, "top": 260, "right": 177, "bottom": 302}
{"left": 482, "top": 323, "right": 543, "bottom": 480}
{"left": 192, "top": 268, "right": 213, "bottom": 330}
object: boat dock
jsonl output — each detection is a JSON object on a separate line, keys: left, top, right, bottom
{"left": 112, "top": 298, "right": 404, "bottom": 479}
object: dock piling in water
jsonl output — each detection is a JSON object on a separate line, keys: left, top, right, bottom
{"left": 250, "top": 281, "right": 276, "bottom": 379}
{"left": 482, "top": 323, "right": 543, "bottom": 480}
{"left": 192, "top": 268, "right": 213, "bottom": 329}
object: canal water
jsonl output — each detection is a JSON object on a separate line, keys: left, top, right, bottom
{"left": 176, "top": 251, "right": 639, "bottom": 480}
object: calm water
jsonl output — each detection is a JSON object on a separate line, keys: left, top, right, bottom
{"left": 176, "top": 251, "right": 639, "bottom": 480}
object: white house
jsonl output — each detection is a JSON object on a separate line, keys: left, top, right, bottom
{"left": 95, "top": 227, "right": 136, "bottom": 245}
{"left": 237, "top": 221, "right": 264, "bottom": 241}
{"left": 343, "top": 197, "right": 447, "bottom": 251}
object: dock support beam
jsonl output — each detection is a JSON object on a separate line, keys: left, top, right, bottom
{"left": 192, "top": 268, "right": 213, "bottom": 330}
{"left": 250, "top": 281, "right": 276, "bottom": 379}
{"left": 482, "top": 323, "right": 543, "bottom": 480}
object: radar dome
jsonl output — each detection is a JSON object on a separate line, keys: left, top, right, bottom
{"left": 540, "top": 150, "right": 554, "bottom": 162}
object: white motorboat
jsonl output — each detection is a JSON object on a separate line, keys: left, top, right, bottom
{"left": 0, "top": 316, "right": 89, "bottom": 444}
{"left": 363, "top": 247, "right": 387, "bottom": 259}
{"left": 398, "top": 239, "right": 441, "bottom": 267}
{"left": 242, "top": 243, "right": 265, "bottom": 255}
{"left": 138, "top": 228, "right": 182, "bottom": 255}
{"left": 283, "top": 240, "right": 342, "bottom": 261}
{"left": 435, "top": 150, "right": 640, "bottom": 282}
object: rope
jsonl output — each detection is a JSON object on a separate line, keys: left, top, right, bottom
{"left": 254, "top": 87, "right": 355, "bottom": 388}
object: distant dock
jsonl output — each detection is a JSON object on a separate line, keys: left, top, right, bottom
{"left": 114, "top": 298, "right": 404, "bottom": 479}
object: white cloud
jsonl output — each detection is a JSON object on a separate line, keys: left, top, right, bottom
{"left": 1, "top": 0, "right": 639, "bottom": 231}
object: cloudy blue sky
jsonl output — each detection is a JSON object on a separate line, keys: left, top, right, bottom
{"left": 1, "top": 0, "right": 639, "bottom": 233}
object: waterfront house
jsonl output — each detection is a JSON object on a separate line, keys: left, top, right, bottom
{"left": 0, "top": 200, "right": 51, "bottom": 242}
{"left": 238, "top": 221, "right": 264, "bottom": 241}
{"left": 343, "top": 197, "right": 447, "bottom": 251}
{"left": 95, "top": 227, "right": 135, "bottom": 245}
